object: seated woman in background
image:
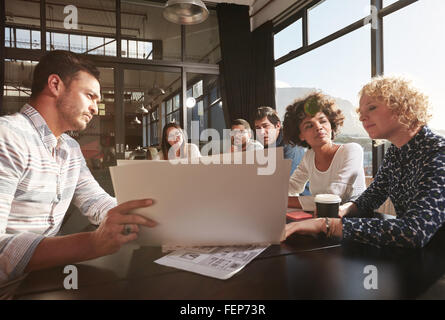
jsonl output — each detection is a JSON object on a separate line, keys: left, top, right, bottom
{"left": 284, "top": 76, "right": 445, "bottom": 248}
{"left": 156, "top": 122, "right": 201, "bottom": 160}
{"left": 230, "top": 119, "right": 264, "bottom": 153}
{"left": 284, "top": 92, "right": 366, "bottom": 211}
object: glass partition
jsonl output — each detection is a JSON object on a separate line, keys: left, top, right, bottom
{"left": 121, "top": 1, "right": 181, "bottom": 61}
{"left": 185, "top": 10, "right": 221, "bottom": 64}
{"left": 123, "top": 68, "right": 182, "bottom": 152}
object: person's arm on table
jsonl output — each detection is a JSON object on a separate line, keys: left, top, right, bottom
{"left": 286, "top": 151, "right": 445, "bottom": 248}
{"left": 284, "top": 218, "right": 343, "bottom": 239}
{"left": 25, "top": 199, "right": 156, "bottom": 272}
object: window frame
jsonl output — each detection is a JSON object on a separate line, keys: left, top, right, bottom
{"left": 273, "top": 0, "right": 419, "bottom": 176}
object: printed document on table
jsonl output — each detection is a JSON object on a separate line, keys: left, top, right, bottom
{"left": 154, "top": 244, "right": 270, "bottom": 280}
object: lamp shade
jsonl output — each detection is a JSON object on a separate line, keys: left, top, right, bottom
{"left": 163, "top": 0, "right": 209, "bottom": 25}
{"left": 139, "top": 105, "right": 149, "bottom": 114}
{"left": 131, "top": 116, "right": 141, "bottom": 125}
{"left": 148, "top": 85, "right": 166, "bottom": 96}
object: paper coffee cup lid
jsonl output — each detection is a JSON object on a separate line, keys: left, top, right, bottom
{"left": 314, "top": 194, "right": 341, "bottom": 204}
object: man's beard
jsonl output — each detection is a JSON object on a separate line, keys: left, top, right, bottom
{"left": 56, "top": 95, "right": 88, "bottom": 132}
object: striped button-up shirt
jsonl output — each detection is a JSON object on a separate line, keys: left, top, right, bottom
{"left": 0, "top": 104, "right": 116, "bottom": 285}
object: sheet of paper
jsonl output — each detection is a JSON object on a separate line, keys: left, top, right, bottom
{"left": 154, "top": 244, "right": 270, "bottom": 280}
{"left": 110, "top": 150, "right": 291, "bottom": 247}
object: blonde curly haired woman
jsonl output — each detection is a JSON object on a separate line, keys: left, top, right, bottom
{"left": 284, "top": 76, "right": 445, "bottom": 248}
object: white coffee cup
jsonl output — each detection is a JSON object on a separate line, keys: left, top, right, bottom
{"left": 314, "top": 194, "right": 341, "bottom": 218}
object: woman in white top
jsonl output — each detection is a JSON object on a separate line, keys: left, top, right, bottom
{"left": 283, "top": 92, "right": 366, "bottom": 211}
{"left": 156, "top": 122, "right": 201, "bottom": 161}
{"left": 229, "top": 119, "right": 264, "bottom": 153}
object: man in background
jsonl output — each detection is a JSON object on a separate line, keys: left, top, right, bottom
{"left": 254, "top": 106, "right": 310, "bottom": 195}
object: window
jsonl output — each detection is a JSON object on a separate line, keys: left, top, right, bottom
{"left": 149, "top": 109, "right": 160, "bottom": 146}
{"left": 121, "top": 1, "right": 181, "bottom": 61}
{"left": 44, "top": 31, "right": 118, "bottom": 57}
{"left": 31, "top": 30, "right": 41, "bottom": 49}
{"left": 274, "top": 19, "right": 303, "bottom": 60}
{"left": 308, "top": 0, "right": 369, "bottom": 43}
{"left": 128, "top": 40, "right": 137, "bottom": 59}
{"left": 121, "top": 40, "right": 128, "bottom": 57}
{"left": 209, "top": 100, "right": 225, "bottom": 140}
{"left": 384, "top": 1, "right": 445, "bottom": 136}
{"left": 47, "top": 32, "right": 69, "bottom": 51}
{"left": 16, "top": 29, "right": 31, "bottom": 49}
{"left": 70, "top": 34, "right": 87, "bottom": 53}
{"left": 5, "top": 27, "right": 11, "bottom": 47}
{"left": 274, "top": 0, "right": 438, "bottom": 176}
{"left": 384, "top": 0, "right": 399, "bottom": 7}
{"left": 185, "top": 10, "right": 221, "bottom": 64}
{"left": 121, "top": 39, "right": 152, "bottom": 60}
{"left": 104, "top": 38, "right": 116, "bottom": 57}
{"left": 87, "top": 36, "right": 105, "bottom": 55}
{"left": 275, "top": 26, "right": 373, "bottom": 175}
{"left": 184, "top": 74, "right": 223, "bottom": 143}
{"left": 164, "top": 94, "right": 181, "bottom": 126}
{"left": 4, "top": 27, "right": 40, "bottom": 50}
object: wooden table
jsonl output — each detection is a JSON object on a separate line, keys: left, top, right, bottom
{"left": 14, "top": 222, "right": 445, "bottom": 300}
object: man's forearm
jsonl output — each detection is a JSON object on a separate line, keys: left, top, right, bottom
{"left": 24, "top": 232, "right": 99, "bottom": 273}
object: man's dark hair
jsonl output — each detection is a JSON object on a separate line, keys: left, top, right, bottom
{"left": 231, "top": 118, "right": 251, "bottom": 130}
{"left": 253, "top": 106, "right": 281, "bottom": 126}
{"left": 31, "top": 50, "right": 100, "bottom": 98}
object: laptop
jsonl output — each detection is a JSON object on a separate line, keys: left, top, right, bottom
{"left": 110, "top": 149, "right": 290, "bottom": 246}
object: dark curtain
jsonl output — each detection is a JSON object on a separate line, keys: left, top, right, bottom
{"left": 252, "top": 20, "right": 276, "bottom": 111}
{"left": 217, "top": 4, "right": 255, "bottom": 125}
{"left": 217, "top": 4, "right": 276, "bottom": 126}
{"left": 0, "top": 0, "right": 4, "bottom": 114}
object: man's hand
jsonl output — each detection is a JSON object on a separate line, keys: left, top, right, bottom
{"left": 91, "top": 199, "right": 157, "bottom": 256}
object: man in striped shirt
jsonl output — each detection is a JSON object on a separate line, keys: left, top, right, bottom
{"left": 0, "top": 51, "right": 157, "bottom": 296}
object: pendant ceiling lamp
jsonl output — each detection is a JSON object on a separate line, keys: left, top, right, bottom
{"left": 131, "top": 116, "right": 141, "bottom": 125}
{"left": 148, "top": 84, "right": 166, "bottom": 96}
{"left": 149, "top": 72, "right": 166, "bottom": 96}
{"left": 163, "top": 0, "right": 209, "bottom": 25}
{"left": 138, "top": 105, "right": 149, "bottom": 114}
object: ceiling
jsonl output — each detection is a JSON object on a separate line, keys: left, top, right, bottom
{"left": 205, "top": 0, "right": 254, "bottom": 5}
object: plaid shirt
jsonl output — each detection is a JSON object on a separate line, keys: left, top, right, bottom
{"left": 0, "top": 104, "right": 116, "bottom": 285}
